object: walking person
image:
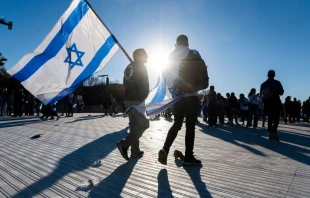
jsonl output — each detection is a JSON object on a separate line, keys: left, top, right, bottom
{"left": 246, "top": 88, "right": 260, "bottom": 128}
{"left": 260, "top": 70, "right": 284, "bottom": 141}
{"left": 158, "top": 35, "right": 206, "bottom": 166}
{"left": 117, "top": 48, "right": 150, "bottom": 160}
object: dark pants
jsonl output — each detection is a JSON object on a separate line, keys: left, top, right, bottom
{"left": 163, "top": 96, "right": 199, "bottom": 158}
{"left": 67, "top": 103, "right": 73, "bottom": 116}
{"left": 247, "top": 104, "right": 259, "bottom": 127}
{"left": 264, "top": 99, "right": 281, "bottom": 134}
{"left": 240, "top": 110, "right": 248, "bottom": 124}
{"left": 208, "top": 102, "right": 217, "bottom": 125}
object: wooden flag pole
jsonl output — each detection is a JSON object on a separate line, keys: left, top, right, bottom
{"left": 85, "top": 0, "right": 133, "bottom": 63}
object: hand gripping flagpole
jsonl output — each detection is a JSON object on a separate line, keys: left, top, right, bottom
{"left": 85, "top": 0, "right": 133, "bottom": 63}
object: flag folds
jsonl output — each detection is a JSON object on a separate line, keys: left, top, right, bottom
{"left": 8, "top": 0, "right": 119, "bottom": 104}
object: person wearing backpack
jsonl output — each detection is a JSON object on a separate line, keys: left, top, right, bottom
{"left": 117, "top": 48, "right": 150, "bottom": 161}
{"left": 260, "top": 70, "right": 284, "bottom": 141}
{"left": 158, "top": 35, "right": 208, "bottom": 166}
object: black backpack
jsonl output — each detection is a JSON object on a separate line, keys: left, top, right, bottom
{"left": 176, "top": 50, "right": 209, "bottom": 93}
{"left": 261, "top": 81, "right": 275, "bottom": 100}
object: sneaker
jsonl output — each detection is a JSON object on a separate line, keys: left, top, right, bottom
{"left": 158, "top": 149, "right": 168, "bottom": 165}
{"left": 130, "top": 151, "right": 144, "bottom": 158}
{"left": 116, "top": 141, "right": 129, "bottom": 161}
{"left": 182, "top": 156, "right": 202, "bottom": 166}
{"left": 262, "top": 125, "right": 266, "bottom": 128}
{"left": 56, "top": 116, "right": 60, "bottom": 121}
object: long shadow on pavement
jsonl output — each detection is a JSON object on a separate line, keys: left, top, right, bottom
{"left": 157, "top": 169, "right": 173, "bottom": 198}
{"left": 0, "top": 119, "right": 41, "bottom": 129}
{"left": 12, "top": 127, "right": 129, "bottom": 198}
{"left": 65, "top": 115, "right": 104, "bottom": 123}
{"left": 183, "top": 164, "right": 212, "bottom": 198}
{"left": 197, "top": 123, "right": 310, "bottom": 166}
{"left": 88, "top": 158, "right": 138, "bottom": 197}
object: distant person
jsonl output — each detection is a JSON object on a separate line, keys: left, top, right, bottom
{"left": 239, "top": 93, "right": 248, "bottom": 125}
{"left": 229, "top": 92, "right": 239, "bottom": 125}
{"left": 201, "top": 94, "right": 208, "bottom": 122}
{"left": 117, "top": 48, "right": 150, "bottom": 160}
{"left": 247, "top": 88, "right": 260, "bottom": 128}
{"left": 260, "top": 70, "right": 284, "bottom": 141}
{"left": 158, "top": 34, "right": 207, "bottom": 166}
{"left": 217, "top": 93, "right": 225, "bottom": 125}
{"left": 207, "top": 86, "right": 217, "bottom": 126}
{"left": 67, "top": 93, "right": 75, "bottom": 117}
{"left": 225, "top": 93, "right": 231, "bottom": 123}
{"left": 284, "top": 96, "right": 293, "bottom": 123}
{"left": 306, "top": 97, "right": 310, "bottom": 123}
{"left": 76, "top": 92, "right": 84, "bottom": 113}
{"left": 0, "top": 88, "right": 8, "bottom": 116}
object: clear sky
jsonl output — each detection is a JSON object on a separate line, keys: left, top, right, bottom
{"left": 1, "top": 0, "right": 309, "bottom": 101}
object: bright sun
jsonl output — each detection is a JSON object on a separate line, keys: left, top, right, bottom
{"left": 147, "top": 50, "right": 169, "bottom": 73}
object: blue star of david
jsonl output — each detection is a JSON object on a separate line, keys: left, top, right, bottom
{"left": 64, "top": 43, "right": 85, "bottom": 69}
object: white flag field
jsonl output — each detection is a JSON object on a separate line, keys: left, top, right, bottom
{"left": 8, "top": 0, "right": 183, "bottom": 116}
{"left": 8, "top": 0, "right": 119, "bottom": 105}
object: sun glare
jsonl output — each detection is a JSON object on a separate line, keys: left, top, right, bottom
{"left": 147, "top": 50, "right": 169, "bottom": 73}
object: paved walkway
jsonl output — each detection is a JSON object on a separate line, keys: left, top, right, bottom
{"left": 0, "top": 114, "right": 309, "bottom": 197}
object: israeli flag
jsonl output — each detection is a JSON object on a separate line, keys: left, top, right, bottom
{"left": 127, "top": 75, "right": 183, "bottom": 116}
{"left": 8, "top": 0, "right": 119, "bottom": 105}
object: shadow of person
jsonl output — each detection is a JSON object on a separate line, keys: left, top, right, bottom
{"left": 12, "top": 127, "right": 129, "bottom": 198}
{"left": 65, "top": 114, "right": 104, "bottom": 123}
{"left": 197, "top": 122, "right": 266, "bottom": 157}
{"left": 88, "top": 158, "right": 139, "bottom": 197}
{"left": 183, "top": 165, "right": 212, "bottom": 198}
{"left": 157, "top": 169, "right": 173, "bottom": 198}
{"left": 197, "top": 122, "right": 310, "bottom": 166}
{"left": 0, "top": 119, "right": 40, "bottom": 129}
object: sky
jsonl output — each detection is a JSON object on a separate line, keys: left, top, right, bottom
{"left": 1, "top": 0, "right": 309, "bottom": 101}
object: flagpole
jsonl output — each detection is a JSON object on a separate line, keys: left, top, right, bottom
{"left": 84, "top": 0, "right": 133, "bottom": 63}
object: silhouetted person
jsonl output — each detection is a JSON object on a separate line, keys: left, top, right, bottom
{"left": 117, "top": 48, "right": 150, "bottom": 160}
{"left": 207, "top": 86, "right": 217, "bottom": 126}
{"left": 260, "top": 70, "right": 284, "bottom": 141}
{"left": 158, "top": 35, "right": 202, "bottom": 166}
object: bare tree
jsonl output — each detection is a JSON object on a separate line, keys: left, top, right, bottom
{"left": 83, "top": 76, "right": 105, "bottom": 87}
{"left": 0, "top": 53, "right": 7, "bottom": 67}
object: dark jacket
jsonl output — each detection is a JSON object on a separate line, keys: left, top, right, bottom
{"left": 260, "top": 78, "right": 284, "bottom": 100}
{"left": 123, "top": 61, "right": 149, "bottom": 101}
{"left": 229, "top": 96, "right": 238, "bottom": 109}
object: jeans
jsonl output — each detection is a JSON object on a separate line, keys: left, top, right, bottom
{"left": 247, "top": 104, "right": 259, "bottom": 127}
{"left": 121, "top": 101, "right": 149, "bottom": 155}
{"left": 163, "top": 96, "right": 199, "bottom": 158}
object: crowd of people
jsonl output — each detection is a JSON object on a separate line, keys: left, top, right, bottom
{"left": 200, "top": 88, "right": 310, "bottom": 127}
{"left": 0, "top": 87, "right": 85, "bottom": 119}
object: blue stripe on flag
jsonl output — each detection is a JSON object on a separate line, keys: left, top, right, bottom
{"left": 48, "top": 35, "right": 116, "bottom": 104}
{"left": 13, "top": 0, "right": 89, "bottom": 82}
{"left": 150, "top": 75, "right": 166, "bottom": 104}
